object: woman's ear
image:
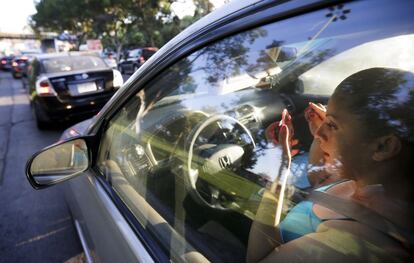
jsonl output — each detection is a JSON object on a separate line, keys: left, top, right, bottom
{"left": 372, "top": 134, "right": 402, "bottom": 161}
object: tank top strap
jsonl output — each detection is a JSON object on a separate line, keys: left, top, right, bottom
{"left": 315, "top": 179, "right": 351, "bottom": 192}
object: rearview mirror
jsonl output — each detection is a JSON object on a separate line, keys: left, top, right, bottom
{"left": 26, "top": 138, "right": 89, "bottom": 189}
{"left": 266, "top": 46, "right": 297, "bottom": 63}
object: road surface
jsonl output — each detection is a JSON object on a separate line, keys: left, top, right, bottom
{"left": 0, "top": 71, "right": 85, "bottom": 263}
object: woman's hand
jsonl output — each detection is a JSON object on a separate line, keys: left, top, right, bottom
{"left": 276, "top": 110, "right": 294, "bottom": 178}
{"left": 305, "top": 102, "right": 326, "bottom": 136}
{"left": 265, "top": 109, "right": 299, "bottom": 156}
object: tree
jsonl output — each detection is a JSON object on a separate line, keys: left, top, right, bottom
{"left": 30, "top": 0, "right": 218, "bottom": 59}
{"left": 30, "top": 0, "right": 94, "bottom": 46}
{"left": 193, "top": 0, "right": 214, "bottom": 20}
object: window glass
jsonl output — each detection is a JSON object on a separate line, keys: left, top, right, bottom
{"left": 128, "top": 49, "right": 141, "bottom": 58}
{"left": 41, "top": 55, "right": 107, "bottom": 73}
{"left": 98, "top": 1, "right": 414, "bottom": 261}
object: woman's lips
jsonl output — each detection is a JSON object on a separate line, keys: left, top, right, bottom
{"left": 322, "top": 151, "right": 330, "bottom": 160}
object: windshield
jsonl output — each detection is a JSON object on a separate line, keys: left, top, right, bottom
{"left": 128, "top": 49, "right": 141, "bottom": 58}
{"left": 160, "top": 3, "right": 414, "bottom": 100}
{"left": 41, "top": 55, "right": 107, "bottom": 73}
{"left": 299, "top": 34, "right": 414, "bottom": 95}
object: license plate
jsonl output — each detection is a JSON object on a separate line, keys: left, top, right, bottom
{"left": 77, "top": 82, "right": 97, "bottom": 93}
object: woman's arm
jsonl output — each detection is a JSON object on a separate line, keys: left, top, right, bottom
{"left": 247, "top": 113, "right": 293, "bottom": 262}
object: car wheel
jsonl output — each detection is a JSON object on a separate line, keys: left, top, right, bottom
{"left": 33, "top": 104, "right": 48, "bottom": 130}
{"left": 36, "top": 118, "right": 48, "bottom": 130}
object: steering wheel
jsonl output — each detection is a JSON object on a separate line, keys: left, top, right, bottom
{"left": 186, "top": 114, "right": 256, "bottom": 210}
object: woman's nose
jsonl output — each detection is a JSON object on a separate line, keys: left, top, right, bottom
{"left": 315, "top": 123, "right": 327, "bottom": 142}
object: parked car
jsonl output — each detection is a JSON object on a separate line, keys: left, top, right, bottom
{"left": 0, "top": 55, "right": 15, "bottom": 71}
{"left": 27, "top": 52, "right": 123, "bottom": 129}
{"left": 117, "top": 47, "right": 158, "bottom": 74}
{"left": 11, "top": 56, "right": 29, "bottom": 78}
{"left": 26, "top": 0, "right": 414, "bottom": 262}
{"left": 103, "top": 54, "right": 118, "bottom": 69}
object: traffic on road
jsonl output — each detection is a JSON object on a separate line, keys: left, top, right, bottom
{"left": 0, "top": 71, "right": 84, "bottom": 262}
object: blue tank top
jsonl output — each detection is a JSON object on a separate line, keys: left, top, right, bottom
{"left": 279, "top": 183, "right": 335, "bottom": 243}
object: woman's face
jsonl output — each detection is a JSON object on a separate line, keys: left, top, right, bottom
{"left": 315, "top": 95, "right": 375, "bottom": 179}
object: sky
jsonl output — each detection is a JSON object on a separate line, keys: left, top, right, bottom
{"left": 0, "top": 0, "right": 37, "bottom": 33}
{"left": 172, "top": 0, "right": 226, "bottom": 19}
{"left": 0, "top": 0, "right": 226, "bottom": 34}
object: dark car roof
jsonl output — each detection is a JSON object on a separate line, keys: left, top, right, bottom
{"left": 35, "top": 51, "right": 101, "bottom": 61}
{"left": 129, "top": 47, "right": 158, "bottom": 51}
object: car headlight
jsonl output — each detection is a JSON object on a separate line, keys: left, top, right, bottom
{"left": 112, "top": 69, "right": 124, "bottom": 89}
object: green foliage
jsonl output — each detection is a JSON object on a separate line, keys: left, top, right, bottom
{"left": 30, "top": 0, "right": 216, "bottom": 58}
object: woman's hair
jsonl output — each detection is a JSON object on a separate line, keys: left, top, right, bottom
{"left": 333, "top": 67, "right": 414, "bottom": 143}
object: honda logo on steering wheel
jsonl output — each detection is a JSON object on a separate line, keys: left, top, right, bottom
{"left": 218, "top": 155, "right": 232, "bottom": 169}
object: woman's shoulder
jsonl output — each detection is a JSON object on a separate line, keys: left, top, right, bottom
{"left": 263, "top": 220, "right": 410, "bottom": 263}
{"left": 312, "top": 180, "right": 356, "bottom": 220}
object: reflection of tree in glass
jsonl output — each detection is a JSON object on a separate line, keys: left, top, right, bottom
{"left": 246, "top": 40, "right": 285, "bottom": 78}
{"left": 344, "top": 69, "right": 414, "bottom": 140}
{"left": 140, "top": 31, "right": 339, "bottom": 190}
{"left": 277, "top": 48, "right": 336, "bottom": 91}
{"left": 144, "top": 28, "right": 269, "bottom": 103}
{"left": 162, "top": 58, "right": 197, "bottom": 95}
{"left": 193, "top": 29, "right": 268, "bottom": 85}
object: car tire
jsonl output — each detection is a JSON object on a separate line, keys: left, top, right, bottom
{"left": 36, "top": 118, "right": 48, "bottom": 130}
{"left": 33, "top": 104, "right": 49, "bottom": 130}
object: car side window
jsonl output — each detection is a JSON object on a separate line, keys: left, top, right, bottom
{"left": 97, "top": 1, "right": 414, "bottom": 261}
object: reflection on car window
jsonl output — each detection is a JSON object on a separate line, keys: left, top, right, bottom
{"left": 42, "top": 55, "right": 107, "bottom": 73}
{"left": 98, "top": 0, "right": 414, "bottom": 262}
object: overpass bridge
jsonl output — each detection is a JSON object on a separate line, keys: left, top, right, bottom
{"left": 0, "top": 32, "right": 58, "bottom": 40}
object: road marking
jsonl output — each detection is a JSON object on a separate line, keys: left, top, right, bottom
{"left": 15, "top": 226, "right": 70, "bottom": 247}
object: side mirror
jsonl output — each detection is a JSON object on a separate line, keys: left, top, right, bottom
{"left": 26, "top": 138, "right": 90, "bottom": 189}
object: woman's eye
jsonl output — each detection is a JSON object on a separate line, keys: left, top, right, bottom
{"left": 327, "top": 121, "right": 338, "bottom": 130}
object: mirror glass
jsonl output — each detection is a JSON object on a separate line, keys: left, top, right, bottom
{"left": 30, "top": 139, "right": 89, "bottom": 185}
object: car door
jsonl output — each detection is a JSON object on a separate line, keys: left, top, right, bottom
{"left": 63, "top": 0, "right": 414, "bottom": 262}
